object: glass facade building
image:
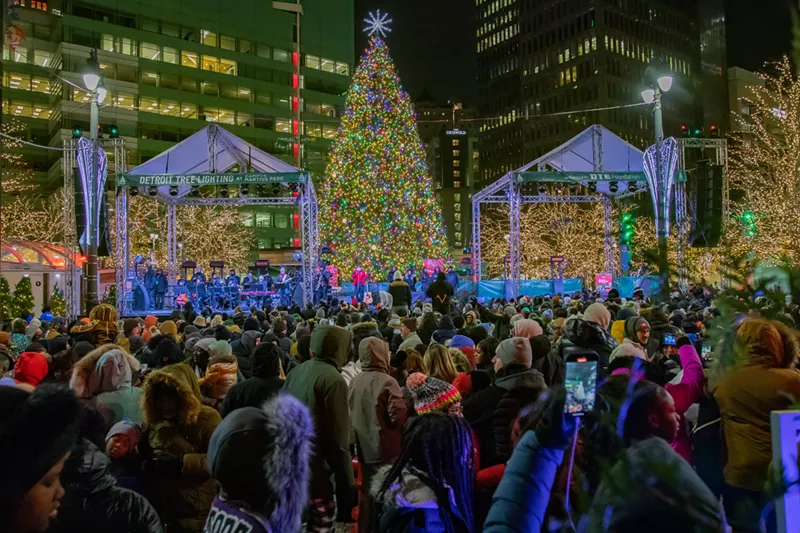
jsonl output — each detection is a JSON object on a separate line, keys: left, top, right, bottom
{"left": 2, "top": 0, "right": 353, "bottom": 256}
{"left": 476, "top": 0, "right": 727, "bottom": 185}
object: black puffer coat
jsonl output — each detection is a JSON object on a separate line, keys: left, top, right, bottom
{"left": 463, "top": 364, "right": 546, "bottom": 468}
{"left": 54, "top": 438, "right": 162, "bottom": 533}
{"left": 550, "top": 317, "right": 618, "bottom": 368}
{"left": 230, "top": 329, "right": 260, "bottom": 378}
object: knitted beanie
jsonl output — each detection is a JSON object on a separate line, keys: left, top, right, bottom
{"left": 449, "top": 335, "right": 474, "bottom": 350}
{"left": 496, "top": 337, "right": 533, "bottom": 368}
{"left": 406, "top": 372, "right": 461, "bottom": 415}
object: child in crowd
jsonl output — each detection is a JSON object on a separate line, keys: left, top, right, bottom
{"left": 105, "top": 419, "right": 143, "bottom": 493}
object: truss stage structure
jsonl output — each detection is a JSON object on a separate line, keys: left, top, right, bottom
{"left": 471, "top": 124, "right": 727, "bottom": 295}
{"left": 113, "top": 124, "right": 318, "bottom": 314}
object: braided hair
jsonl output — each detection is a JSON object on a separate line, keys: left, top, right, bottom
{"left": 375, "top": 413, "right": 475, "bottom": 533}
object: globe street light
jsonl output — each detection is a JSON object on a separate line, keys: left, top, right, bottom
{"left": 82, "top": 48, "right": 102, "bottom": 312}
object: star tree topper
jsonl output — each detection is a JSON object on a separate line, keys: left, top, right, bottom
{"left": 364, "top": 10, "right": 392, "bottom": 38}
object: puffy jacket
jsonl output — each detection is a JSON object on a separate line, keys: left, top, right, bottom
{"left": 646, "top": 308, "right": 683, "bottom": 358}
{"left": 230, "top": 329, "right": 260, "bottom": 378}
{"left": 54, "top": 438, "right": 162, "bottom": 533}
{"left": 551, "top": 317, "right": 618, "bottom": 368}
{"left": 663, "top": 344, "right": 704, "bottom": 463}
{"left": 352, "top": 269, "right": 369, "bottom": 284}
{"left": 349, "top": 337, "right": 408, "bottom": 465}
{"left": 388, "top": 280, "right": 412, "bottom": 308}
{"left": 426, "top": 277, "right": 455, "bottom": 314}
{"left": 221, "top": 344, "right": 284, "bottom": 417}
{"left": 70, "top": 344, "right": 144, "bottom": 427}
{"left": 141, "top": 363, "right": 221, "bottom": 533}
{"left": 463, "top": 365, "right": 546, "bottom": 468}
{"left": 713, "top": 318, "right": 800, "bottom": 491}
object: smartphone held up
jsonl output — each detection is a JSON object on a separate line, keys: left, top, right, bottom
{"left": 564, "top": 351, "right": 599, "bottom": 416}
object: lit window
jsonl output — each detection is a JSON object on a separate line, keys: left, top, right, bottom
{"left": 30, "top": 76, "right": 50, "bottom": 93}
{"left": 472, "top": 151, "right": 479, "bottom": 159}
{"left": 242, "top": 213, "right": 254, "bottom": 227}
{"left": 276, "top": 119, "right": 291, "bottom": 133}
{"left": 220, "top": 57, "right": 237, "bottom": 75}
{"left": 217, "top": 108, "right": 235, "bottom": 124}
{"left": 238, "top": 87, "right": 251, "bottom": 101}
{"left": 240, "top": 40, "right": 252, "bottom": 54}
{"left": 273, "top": 48, "right": 289, "bottom": 62}
{"left": 119, "top": 38, "right": 136, "bottom": 56}
{"left": 454, "top": 181, "right": 462, "bottom": 188}
{"left": 275, "top": 214, "right": 289, "bottom": 228}
{"left": 114, "top": 93, "right": 135, "bottom": 110}
{"left": 142, "top": 71, "right": 159, "bottom": 86}
{"left": 335, "top": 62, "right": 349, "bottom": 75}
{"left": 454, "top": 212, "right": 461, "bottom": 222}
{"left": 33, "top": 50, "right": 52, "bottom": 67}
{"left": 452, "top": 139, "right": 460, "bottom": 146}
{"left": 320, "top": 58, "right": 335, "bottom": 73}
{"left": 453, "top": 150, "right": 460, "bottom": 156}
{"left": 140, "top": 42, "right": 160, "bottom": 60}
{"left": 140, "top": 96, "right": 158, "bottom": 113}
{"left": 454, "top": 193, "right": 461, "bottom": 202}
{"left": 454, "top": 203, "right": 461, "bottom": 212}
{"left": 220, "top": 35, "right": 236, "bottom": 51}
{"left": 322, "top": 124, "right": 337, "bottom": 139}
{"left": 163, "top": 46, "right": 178, "bottom": 64}
{"left": 236, "top": 111, "right": 251, "bottom": 126}
{"left": 256, "top": 213, "right": 273, "bottom": 227}
{"left": 453, "top": 170, "right": 461, "bottom": 177}
{"left": 306, "top": 54, "right": 320, "bottom": 69}
{"left": 453, "top": 160, "right": 460, "bottom": 167}
{"left": 201, "top": 29, "right": 217, "bottom": 47}
{"left": 202, "top": 55, "right": 219, "bottom": 72}
{"left": 181, "top": 51, "right": 198, "bottom": 67}
{"left": 159, "top": 99, "right": 179, "bottom": 116}
{"left": 181, "top": 103, "right": 197, "bottom": 118}
{"left": 102, "top": 34, "right": 115, "bottom": 52}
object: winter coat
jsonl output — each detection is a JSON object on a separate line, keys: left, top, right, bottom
{"left": 221, "top": 346, "right": 284, "bottom": 417}
{"left": 663, "top": 344, "right": 705, "bottom": 464}
{"left": 483, "top": 431, "right": 563, "bottom": 533}
{"left": 528, "top": 335, "right": 563, "bottom": 387}
{"left": 9, "top": 332, "right": 29, "bottom": 358}
{"left": 388, "top": 280, "right": 412, "bottom": 308}
{"left": 349, "top": 337, "right": 408, "bottom": 465}
{"left": 352, "top": 269, "right": 368, "bottom": 285}
{"left": 551, "top": 317, "right": 618, "bottom": 369}
{"left": 283, "top": 326, "right": 354, "bottom": 501}
{"left": 463, "top": 365, "right": 546, "bottom": 468}
{"left": 372, "top": 466, "right": 470, "bottom": 533}
{"left": 426, "top": 278, "right": 455, "bottom": 314}
{"left": 230, "top": 330, "right": 260, "bottom": 378}
{"left": 398, "top": 332, "right": 423, "bottom": 353}
{"left": 713, "top": 318, "right": 800, "bottom": 491}
{"left": 609, "top": 337, "right": 649, "bottom": 362}
{"left": 646, "top": 312, "right": 683, "bottom": 358}
{"left": 476, "top": 304, "right": 512, "bottom": 341}
{"left": 351, "top": 321, "right": 383, "bottom": 354}
{"left": 54, "top": 438, "right": 162, "bottom": 533}
{"left": 274, "top": 332, "right": 293, "bottom": 355}
{"left": 141, "top": 363, "right": 222, "bottom": 533}
{"left": 70, "top": 345, "right": 144, "bottom": 428}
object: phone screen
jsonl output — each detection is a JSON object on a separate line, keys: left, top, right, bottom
{"left": 701, "top": 344, "right": 712, "bottom": 360}
{"left": 564, "top": 355, "right": 598, "bottom": 416}
{"left": 663, "top": 334, "right": 676, "bottom": 346}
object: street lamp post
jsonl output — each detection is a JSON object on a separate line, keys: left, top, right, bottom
{"left": 642, "top": 64, "right": 674, "bottom": 297}
{"left": 82, "top": 49, "right": 106, "bottom": 313}
{"left": 149, "top": 233, "right": 159, "bottom": 264}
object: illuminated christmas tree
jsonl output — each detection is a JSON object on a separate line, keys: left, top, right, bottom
{"left": 11, "top": 276, "right": 34, "bottom": 318}
{"left": 319, "top": 12, "right": 448, "bottom": 275}
{"left": 0, "top": 277, "right": 12, "bottom": 320}
{"left": 48, "top": 285, "right": 67, "bottom": 317}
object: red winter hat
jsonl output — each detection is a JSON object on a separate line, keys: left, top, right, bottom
{"left": 14, "top": 352, "right": 49, "bottom": 387}
{"left": 459, "top": 346, "right": 477, "bottom": 369}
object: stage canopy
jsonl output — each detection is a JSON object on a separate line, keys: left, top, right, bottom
{"left": 118, "top": 125, "right": 308, "bottom": 197}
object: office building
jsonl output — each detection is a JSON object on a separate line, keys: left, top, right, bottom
{"left": 476, "top": 0, "right": 728, "bottom": 185}
{"left": 728, "top": 66, "right": 762, "bottom": 123}
{"left": 415, "top": 93, "right": 479, "bottom": 252}
{"left": 2, "top": 0, "right": 353, "bottom": 259}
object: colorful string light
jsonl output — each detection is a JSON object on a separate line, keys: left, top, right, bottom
{"left": 319, "top": 37, "right": 448, "bottom": 275}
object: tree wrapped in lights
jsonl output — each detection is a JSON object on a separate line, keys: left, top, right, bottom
{"left": 319, "top": 36, "right": 448, "bottom": 274}
{"left": 0, "top": 277, "right": 12, "bottom": 320}
{"left": 106, "top": 196, "right": 255, "bottom": 275}
{"left": 11, "top": 276, "right": 34, "bottom": 318}
{"left": 728, "top": 57, "right": 800, "bottom": 262}
{"left": 48, "top": 285, "right": 67, "bottom": 317}
{"left": 481, "top": 203, "right": 608, "bottom": 280}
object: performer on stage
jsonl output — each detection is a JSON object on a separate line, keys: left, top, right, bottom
{"left": 264, "top": 271, "right": 274, "bottom": 291}
{"left": 404, "top": 267, "right": 417, "bottom": 291}
{"left": 316, "top": 260, "right": 332, "bottom": 303}
{"left": 192, "top": 266, "right": 207, "bottom": 285}
{"left": 352, "top": 264, "right": 368, "bottom": 304}
{"left": 173, "top": 278, "right": 189, "bottom": 307}
{"left": 226, "top": 276, "right": 241, "bottom": 308}
{"left": 386, "top": 265, "right": 397, "bottom": 283}
{"left": 145, "top": 263, "right": 157, "bottom": 310}
{"left": 277, "top": 267, "right": 291, "bottom": 307}
{"left": 243, "top": 270, "right": 255, "bottom": 285}
{"left": 154, "top": 269, "right": 168, "bottom": 309}
{"left": 227, "top": 269, "right": 241, "bottom": 287}
{"left": 446, "top": 265, "right": 460, "bottom": 290}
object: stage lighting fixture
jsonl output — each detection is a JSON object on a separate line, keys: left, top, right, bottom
{"left": 538, "top": 185, "right": 547, "bottom": 195}
{"left": 240, "top": 184, "right": 249, "bottom": 196}
{"left": 169, "top": 186, "right": 179, "bottom": 197}
{"left": 190, "top": 185, "right": 199, "bottom": 195}
{"left": 220, "top": 184, "right": 229, "bottom": 197}
{"left": 272, "top": 185, "right": 281, "bottom": 196}
{"left": 72, "top": 127, "right": 82, "bottom": 139}
{"left": 568, "top": 184, "right": 578, "bottom": 195}
{"left": 148, "top": 186, "right": 158, "bottom": 197}
{"left": 130, "top": 187, "right": 138, "bottom": 197}
{"left": 609, "top": 181, "right": 619, "bottom": 193}
{"left": 588, "top": 182, "right": 597, "bottom": 193}
{"left": 628, "top": 181, "right": 637, "bottom": 190}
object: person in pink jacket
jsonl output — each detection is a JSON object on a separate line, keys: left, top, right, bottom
{"left": 662, "top": 337, "right": 705, "bottom": 463}
{"left": 352, "top": 265, "right": 369, "bottom": 303}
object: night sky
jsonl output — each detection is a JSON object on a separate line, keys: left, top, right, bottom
{"left": 354, "top": 0, "right": 793, "bottom": 107}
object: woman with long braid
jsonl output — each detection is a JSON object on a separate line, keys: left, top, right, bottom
{"left": 371, "top": 413, "right": 475, "bottom": 533}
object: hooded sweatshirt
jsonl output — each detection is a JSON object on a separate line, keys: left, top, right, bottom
{"left": 230, "top": 330, "right": 261, "bottom": 379}
{"left": 609, "top": 316, "right": 650, "bottom": 362}
{"left": 348, "top": 337, "right": 408, "bottom": 465}
{"left": 14, "top": 351, "right": 49, "bottom": 386}
{"left": 283, "top": 326, "right": 355, "bottom": 497}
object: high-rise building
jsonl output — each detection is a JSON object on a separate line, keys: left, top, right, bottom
{"left": 476, "top": 0, "right": 727, "bottom": 186}
{"left": 2, "top": 0, "right": 353, "bottom": 258}
{"left": 415, "top": 93, "right": 479, "bottom": 253}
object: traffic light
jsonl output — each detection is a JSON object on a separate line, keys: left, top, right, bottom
{"left": 72, "top": 127, "right": 82, "bottom": 139}
{"left": 620, "top": 212, "right": 635, "bottom": 245}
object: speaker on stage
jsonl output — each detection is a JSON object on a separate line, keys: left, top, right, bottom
{"left": 292, "top": 281, "right": 304, "bottom": 305}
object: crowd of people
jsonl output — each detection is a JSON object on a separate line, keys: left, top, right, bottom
{"left": 1, "top": 280, "right": 799, "bottom": 533}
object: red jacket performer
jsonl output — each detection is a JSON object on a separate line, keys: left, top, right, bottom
{"left": 352, "top": 265, "right": 368, "bottom": 303}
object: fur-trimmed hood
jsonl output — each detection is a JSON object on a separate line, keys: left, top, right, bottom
{"left": 70, "top": 344, "right": 140, "bottom": 399}
{"left": 141, "top": 363, "right": 202, "bottom": 426}
{"left": 736, "top": 317, "right": 800, "bottom": 368}
{"left": 207, "top": 394, "right": 314, "bottom": 533}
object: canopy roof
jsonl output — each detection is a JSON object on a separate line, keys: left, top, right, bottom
{"left": 1, "top": 239, "right": 85, "bottom": 270}
{"left": 124, "top": 124, "right": 303, "bottom": 197}
{"left": 513, "top": 124, "right": 645, "bottom": 196}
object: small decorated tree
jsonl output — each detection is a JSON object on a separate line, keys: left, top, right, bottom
{"left": 11, "top": 276, "right": 35, "bottom": 318}
{"left": 49, "top": 284, "right": 67, "bottom": 317}
{"left": 0, "top": 277, "right": 13, "bottom": 320}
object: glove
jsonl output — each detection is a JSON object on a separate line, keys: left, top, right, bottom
{"left": 676, "top": 335, "right": 693, "bottom": 348}
{"left": 151, "top": 452, "right": 183, "bottom": 475}
{"left": 521, "top": 388, "right": 578, "bottom": 449}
